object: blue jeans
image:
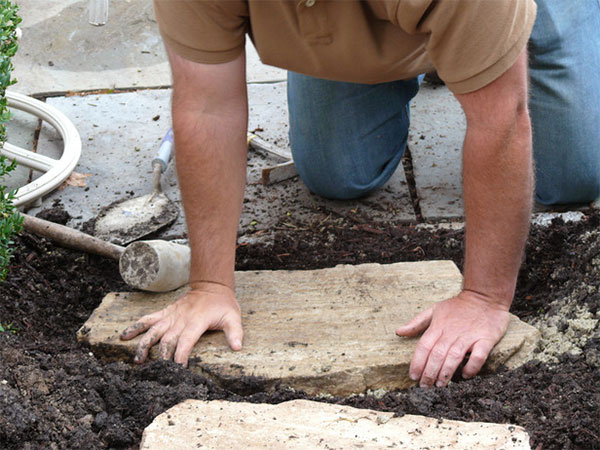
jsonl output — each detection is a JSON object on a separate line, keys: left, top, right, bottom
{"left": 528, "top": 0, "right": 600, "bottom": 204}
{"left": 287, "top": 74, "right": 419, "bottom": 200}
{"left": 287, "top": 0, "right": 600, "bottom": 204}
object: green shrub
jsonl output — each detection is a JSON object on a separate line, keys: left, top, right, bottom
{"left": 0, "top": 0, "right": 22, "bottom": 281}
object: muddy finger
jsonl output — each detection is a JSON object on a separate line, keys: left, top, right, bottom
{"left": 120, "top": 311, "right": 164, "bottom": 340}
{"left": 120, "top": 321, "right": 152, "bottom": 341}
{"left": 159, "top": 335, "right": 178, "bottom": 360}
{"left": 133, "top": 323, "right": 168, "bottom": 364}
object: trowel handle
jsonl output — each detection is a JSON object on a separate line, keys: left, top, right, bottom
{"left": 247, "top": 133, "right": 292, "bottom": 160}
{"left": 152, "top": 128, "right": 174, "bottom": 173}
{"left": 22, "top": 214, "right": 124, "bottom": 261}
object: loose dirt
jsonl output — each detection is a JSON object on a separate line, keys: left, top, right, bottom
{"left": 0, "top": 208, "right": 598, "bottom": 449}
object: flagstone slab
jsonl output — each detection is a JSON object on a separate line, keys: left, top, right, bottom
{"left": 140, "top": 399, "right": 531, "bottom": 450}
{"left": 78, "top": 261, "right": 539, "bottom": 396}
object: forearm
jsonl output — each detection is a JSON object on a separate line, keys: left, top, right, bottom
{"left": 399, "top": 50, "right": 532, "bottom": 387}
{"left": 172, "top": 89, "right": 248, "bottom": 291}
{"left": 120, "top": 49, "right": 249, "bottom": 365}
{"left": 462, "top": 107, "right": 533, "bottom": 308}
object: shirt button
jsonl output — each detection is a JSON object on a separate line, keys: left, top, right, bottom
{"left": 306, "top": 0, "right": 316, "bottom": 6}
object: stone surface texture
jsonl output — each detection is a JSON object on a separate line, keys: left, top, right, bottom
{"left": 79, "top": 261, "right": 540, "bottom": 396}
{"left": 140, "top": 399, "right": 532, "bottom": 450}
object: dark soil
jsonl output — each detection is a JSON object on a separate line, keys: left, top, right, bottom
{"left": 1, "top": 208, "right": 599, "bottom": 450}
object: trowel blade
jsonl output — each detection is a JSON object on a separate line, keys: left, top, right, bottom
{"left": 93, "top": 193, "right": 179, "bottom": 246}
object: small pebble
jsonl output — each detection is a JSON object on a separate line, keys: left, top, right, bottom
{"left": 78, "top": 414, "right": 94, "bottom": 427}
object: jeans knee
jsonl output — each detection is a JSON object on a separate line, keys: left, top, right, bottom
{"left": 536, "top": 175, "right": 600, "bottom": 205}
{"left": 296, "top": 163, "right": 377, "bottom": 200}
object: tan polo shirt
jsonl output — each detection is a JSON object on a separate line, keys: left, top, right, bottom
{"left": 153, "top": 0, "right": 536, "bottom": 94}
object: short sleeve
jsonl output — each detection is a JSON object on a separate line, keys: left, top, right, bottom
{"left": 153, "top": 0, "right": 249, "bottom": 64}
{"left": 395, "top": 0, "right": 537, "bottom": 94}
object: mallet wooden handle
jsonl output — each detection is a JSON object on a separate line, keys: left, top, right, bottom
{"left": 22, "top": 214, "right": 125, "bottom": 261}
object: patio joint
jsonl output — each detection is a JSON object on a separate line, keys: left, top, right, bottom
{"left": 402, "top": 144, "right": 424, "bottom": 223}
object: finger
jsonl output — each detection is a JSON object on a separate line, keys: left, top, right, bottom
{"left": 420, "top": 339, "right": 453, "bottom": 388}
{"left": 222, "top": 314, "right": 244, "bottom": 351}
{"left": 435, "top": 339, "right": 469, "bottom": 387}
{"left": 159, "top": 332, "right": 179, "bottom": 361}
{"left": 134, "top": 321, "right": 170, "bottom": 364}
{"left": 395, "top": 308, "right": 433, "bottom": 337}
{"left": 120, "top": 312, "right": 162, "bottom": 340}
{"left": 174, "top": 323, "right": 209, "bottom": 368}
{"left": 462, "top": 340, "right": 495, "bottom": 379}
{"left": 408, "top": 328, "right": 441, "bottom": 384}
{"left": 158, "top": 320, "right": 185, "bottom": 360}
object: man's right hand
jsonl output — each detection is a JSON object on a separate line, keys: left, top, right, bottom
{"left": 119, "top": 282, "right": 243, "bottom": 367}
{"left": 123, "top": 46, "right": 248, "bottom": 367}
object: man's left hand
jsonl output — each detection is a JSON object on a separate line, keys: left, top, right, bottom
{"left": 396, "top": 290, "right": 511, "bottom": 388}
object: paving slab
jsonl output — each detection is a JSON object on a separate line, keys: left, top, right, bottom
{"left": 28, "top": 86, "right": 414, "bottom": 236}
{"left": 78, "top": 261, "right": 540, "bottom": 396}
{"left": 140, "top": 399, "right": 531, "bottom": 450}
{"left": 409, "top": 84, "right": 466, "bottom": 220}
{"left": 11, "top": 0, "right": 285, "bottom": 96}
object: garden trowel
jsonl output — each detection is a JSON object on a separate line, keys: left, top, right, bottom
{"left": 93, "top": 129, "right": 179, "bottom": 246}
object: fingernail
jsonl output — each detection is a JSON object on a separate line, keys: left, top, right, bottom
{"left": 409, "top": 372, "right": 418, "bottom": 381}
{"left": 233, "top": 339, "right": 242, "bottom": 350}
{"left": 435, "top": 381, "right": 444, "bottom": 388}
{"left": 463, "top": 374, "right": 471, "bottom": 380}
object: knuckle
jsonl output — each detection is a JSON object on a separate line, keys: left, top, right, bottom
{"left": 138, "top": 315, "right": 155, "bottom": 326}
{"left": 469, "top": 352, "right": 486, "bottom": 365}
{"left": 431, "top": 347, "right": 447, "bottom": 360}
{"left": 158, "top": 337, "right": 169, "bottom": 350}
{"left": 147, "top": 331, "right": 160, "bottom": 344}
{"left": 416, "top": 342, "right": 433, "bottom": 354}
{"left": 131, "top": 321, "right": 147, "bottom": 332}
{"left": 162, "top": 334, "right": 177, "bottom": 346}
{"left": 138, "top": 334, "right": 152, "bottom": 347}
{"left": 140, "top": 329, "right": 160, "bottom": 348}
{"left": 227, "top": 308, "right": 242, "bottom": 322}
{"left": 448, "top": 347, "right": 465, "bottom": 360}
